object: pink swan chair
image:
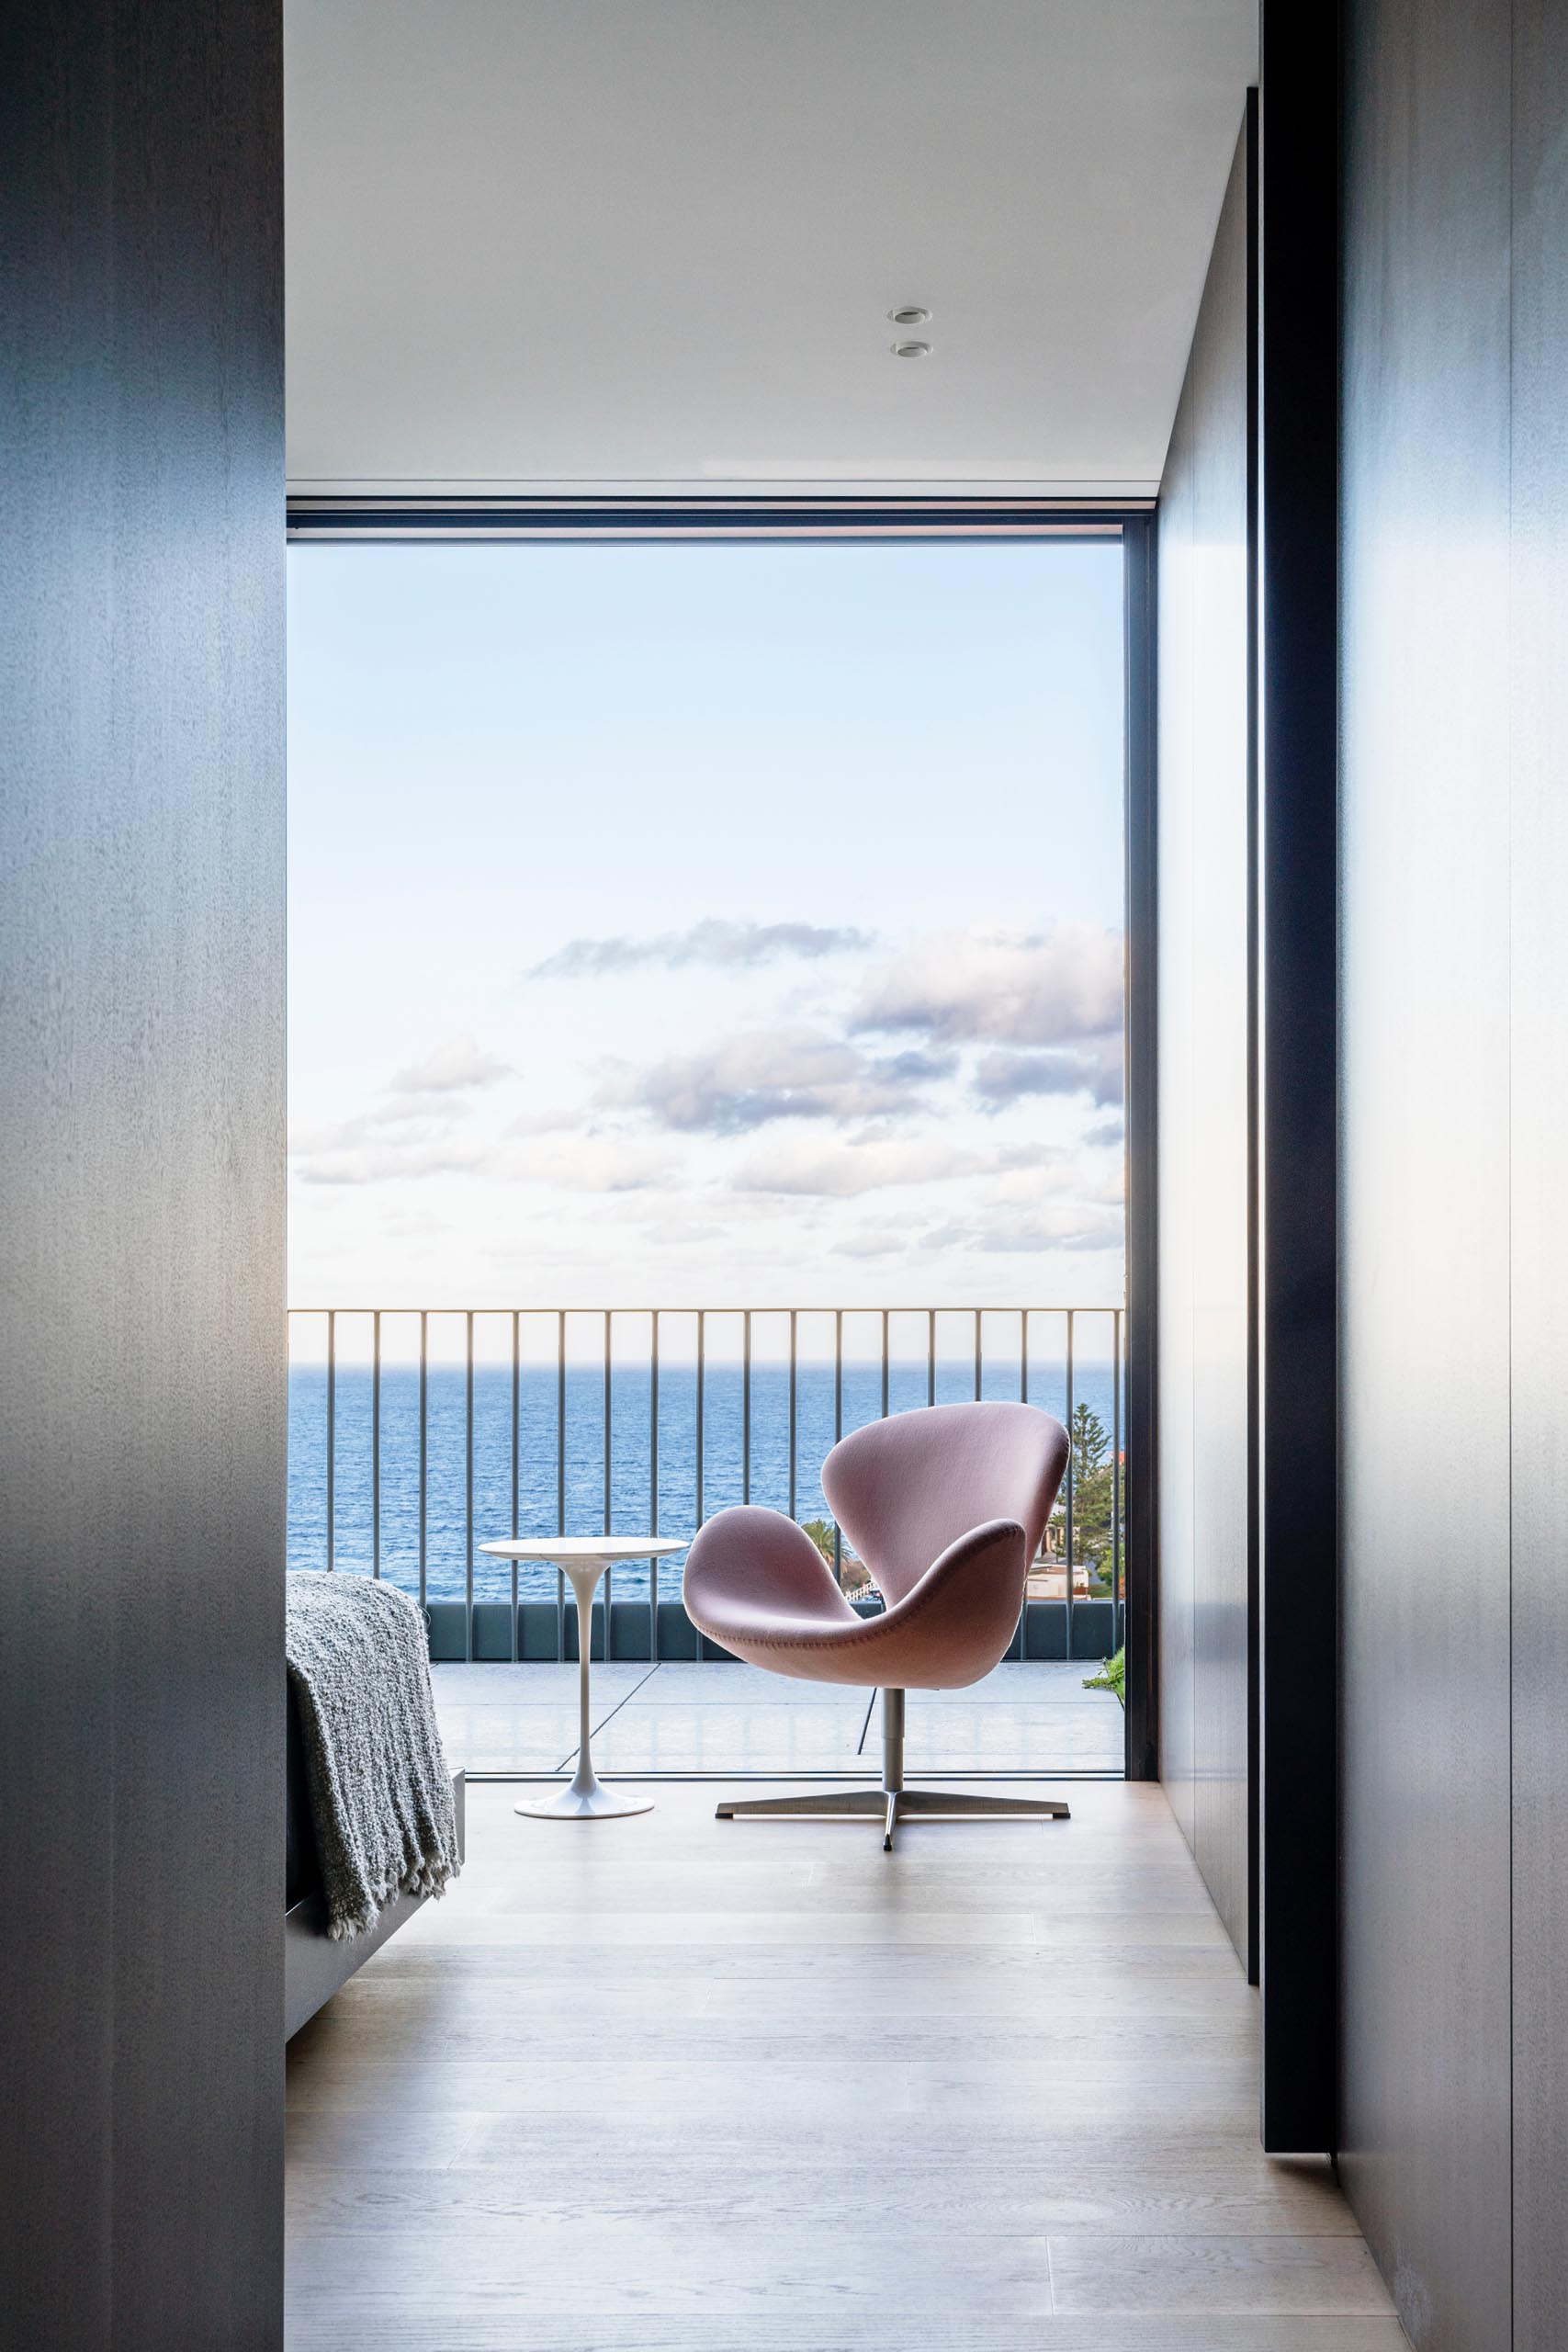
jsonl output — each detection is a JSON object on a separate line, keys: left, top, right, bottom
{"left": 682, "top": 1400, "right": 1071, "bottom": 1849}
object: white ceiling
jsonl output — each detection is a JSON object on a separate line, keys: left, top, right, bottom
{"left": 285, "top": 0, "right": 1257, "bottom": 501}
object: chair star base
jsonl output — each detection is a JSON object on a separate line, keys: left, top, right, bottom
{"left": 715, "top": 1785, "right": 1070, "bottom": 1851}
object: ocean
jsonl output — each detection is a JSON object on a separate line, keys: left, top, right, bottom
{"left": 288, "top": 1357, "right": 1122, "bottom": 1604}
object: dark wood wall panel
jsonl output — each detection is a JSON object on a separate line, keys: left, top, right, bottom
{"left": 1255, "top": 3, "right": 1341, "bottom": 2156}
{"left": 1156, "top": 117, "right": 1254, "bottom": 1971}
{"left": 1, "top": 15, "right": 117, "bottom": 2332}
{"left": 0, "top": 2, "right": 286, "bottom": 2345}
{"left": 1508, "top": 1, "right": 1568, "bottom": 2341}
{"left": 1338, "top": 0, "right": 1514, "bottom": 2340}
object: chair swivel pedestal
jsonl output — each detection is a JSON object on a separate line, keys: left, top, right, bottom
{"left": 716, "top": 1686, "right": 1070, "bottom": 1850}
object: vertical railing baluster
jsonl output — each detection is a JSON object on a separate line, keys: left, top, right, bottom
{"left": 556, "top": 1310, "right": 566, "bottom": 1662}
{"left": 787, "top": 1309, "right": 797, "bottom": 1521}
{"left": 603, "top": 1310, "right": 612, "bottom": 1667}
{"left": 695, "top": 1311, "right": 705, "bottom": 1528}
{"left": 418, "top": 1310, "right": 428, "bottom": 1612}
{"left": 1020, "top": 1307, "right": 1030, "bottom": 1660}
{"left": 832, "top": 1308, "right": 843, "bottom": 1585}
{"left": 325, "top": 1309, "right": 336, "bottom": 1571}
{"left": 695, "top": 1311, "right": 706, "bottom": 1659}
{"left": 1065, "top": 1307, "right": 1076, "bottom": 1662}
{"left": 649, "top": 1311, "right": 660, "bottom": 1665}
{"left": 371, "top": 1309, "right": 381, "bottom": 1579}
{"left": 464, "top": 1309, "right": 474, "bottom": 1663}
{"left": 1112, "top": 1306, "right": 1123, "bottom": 1649}
{"left": 292, "top": 1302, "right": 1120, "bottom": 1677}
{"left": 511, "top": 1309, "right": 520, "bottom": 1663}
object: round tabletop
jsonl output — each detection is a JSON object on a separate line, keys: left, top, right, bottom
{"left": 479, "top": 1535, "right": 686, "bottom": 1562}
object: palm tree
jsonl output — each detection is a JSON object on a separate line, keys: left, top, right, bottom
{"left": 798, "top": 1518, "right": 874, "bottom": 1597}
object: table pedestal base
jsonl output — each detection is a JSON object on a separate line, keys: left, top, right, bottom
{"left": 515, "top": 1779, "right": 653, "bottom": 1822}
{"left": 514, "top": 1555, "right": 654, "bottom": 1822}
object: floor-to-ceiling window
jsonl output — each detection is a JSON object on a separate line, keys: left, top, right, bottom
{"left": 286, "top": 527, "right": 1131, "bottom": 1773}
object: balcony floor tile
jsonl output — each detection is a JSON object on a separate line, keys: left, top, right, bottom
{"left": 431, "top": 1658, "right": 1124, "bottom": 1778}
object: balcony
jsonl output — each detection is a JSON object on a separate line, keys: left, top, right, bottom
{"left": 288, "top": 1305, "right": 1129, "bottom": 1781}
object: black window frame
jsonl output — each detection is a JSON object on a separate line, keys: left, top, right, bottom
{"left": 286, "top": 495, "right": 1159, "bottom": 1778}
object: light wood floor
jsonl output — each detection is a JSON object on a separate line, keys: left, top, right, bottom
{"left": 286, "top": 1778, "right": 1406, "bottom": 2351}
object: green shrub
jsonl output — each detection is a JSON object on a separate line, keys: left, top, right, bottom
{"left": 1083, "top": 1645, "right": 1125, "bottom": 1706}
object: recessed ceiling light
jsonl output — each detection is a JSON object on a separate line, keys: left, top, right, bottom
{"left": 891, "top": 340, "right": 931, "bottom": 359}
{"left": 888, "top": 305, "right": 931, "bottom": 327}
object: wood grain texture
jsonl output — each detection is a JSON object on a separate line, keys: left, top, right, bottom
{"left": 1338, "top": 0, "right": 1513, "bottom": 2342}
{"left": 1156, "top": 114, "right": 1255, "bottom": 1973}
{"left": 284, "top": 1782, "right": 1401, "bottom": 2349}
{"left": 0, "top": 0, "right": 285, "bottom": 2344}
{"left": 1508, "top": 1, "right": 1568, "bottom": 2343}
{"left": 282, "top": 2323, "right": 1409, "bottom": 2352}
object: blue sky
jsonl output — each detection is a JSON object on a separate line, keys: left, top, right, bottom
{"left": 288, "top": 538, "right": 1125, "bottom": 1310}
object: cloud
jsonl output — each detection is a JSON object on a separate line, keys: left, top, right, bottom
{"left": 505, "top": 1136, "right": 680, "bottom": 1193}
{"left": 729, "top": 1132, "right": 1125, "bottom": 1210}
{"left": 978, "top": 1212, "right": 1124, "bottom": 1254}
{"left": 732, "top": 1135, "right": 1056, "bottom": 1200}
{"left": 290, "top": 1097, "right": 457, "bottom": 1155}
{"left": 972, "top": 1040, "right": 1123, "bottom": 1112}
{"left": 289, "top": 1034, "right": 515, "bottom": 1183}
{"left": 531, "top": 918, "right": 875, "bottom": 979}
{"left": 830, "top": 1228, "right": 911, "bottom": 1260}
{"left": 879, "top": 1046, "right": 961, "bottom": 1084}
{"left": 293, "top": 1121, "right": 682, "bottom": 1196}
{"left": 506, "top": 1104, "right": 598, "bottom": 1140}
{"left": 734, "top": 1136, "right": 983, "bottom": 1197}
{"left": 596, "top": 1025, "right": 944, "bottom": 1136}
{"left": 852, "top": 924, "right": 1122, "bottom": 1047}
{"left": 293, "top": 1135, "right": 488, "bottom": 1187}
{"left": 922, "top": 1199, "right": 1126, "bottom": 1255}
{"left": 377, "top": 1204, "right": 451, "bottom": 1241}
{"left": 987, "top": 1150, "right": 1125, "bottom": 1211}
{"left": 290, "top": 1100, "right": 458, "bottom": 1157}
{"left": 390, "top": 1035, "right": 511, "bottom": 1094}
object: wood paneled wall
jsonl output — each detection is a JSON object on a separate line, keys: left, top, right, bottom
{"left": 1157, "top": 35, "right": 1342, "bottom": 2150}
{"left": 1254, "top": 3, "right": 1342, "bottom": 2158}
{"left": 1341, "top": 0, "right": 1568, "bottom": 2342}
{"left": 0, "top": 2, "right": 286, "bottom": 2344}
{"left": 1156, "top": 116, "right": 1256, "bottom": 1973}
{"left": 1506, "top": 6, "right": 1568, "bottom": 2336}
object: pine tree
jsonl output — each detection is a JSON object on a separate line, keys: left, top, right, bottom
{"left": 1067, "top": 1400, "right": 1117, "bottom": 1581}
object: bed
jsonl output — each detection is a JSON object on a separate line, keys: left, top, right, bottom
{"left": 284, "top": 1590, "right": 466, "bottom": 2041}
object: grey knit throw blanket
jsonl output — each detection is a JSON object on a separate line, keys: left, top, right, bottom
{"left": 287, "top": 1573, "right": 461, "bottom": 1939}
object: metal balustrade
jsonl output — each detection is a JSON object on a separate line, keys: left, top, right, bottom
{"left": 287, "top": 1306, "right": 1126, "bottom": 1666}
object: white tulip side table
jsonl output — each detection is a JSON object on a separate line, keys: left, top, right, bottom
{"left": 479, "top": 1536, "right": 685, "bottom": 1820}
